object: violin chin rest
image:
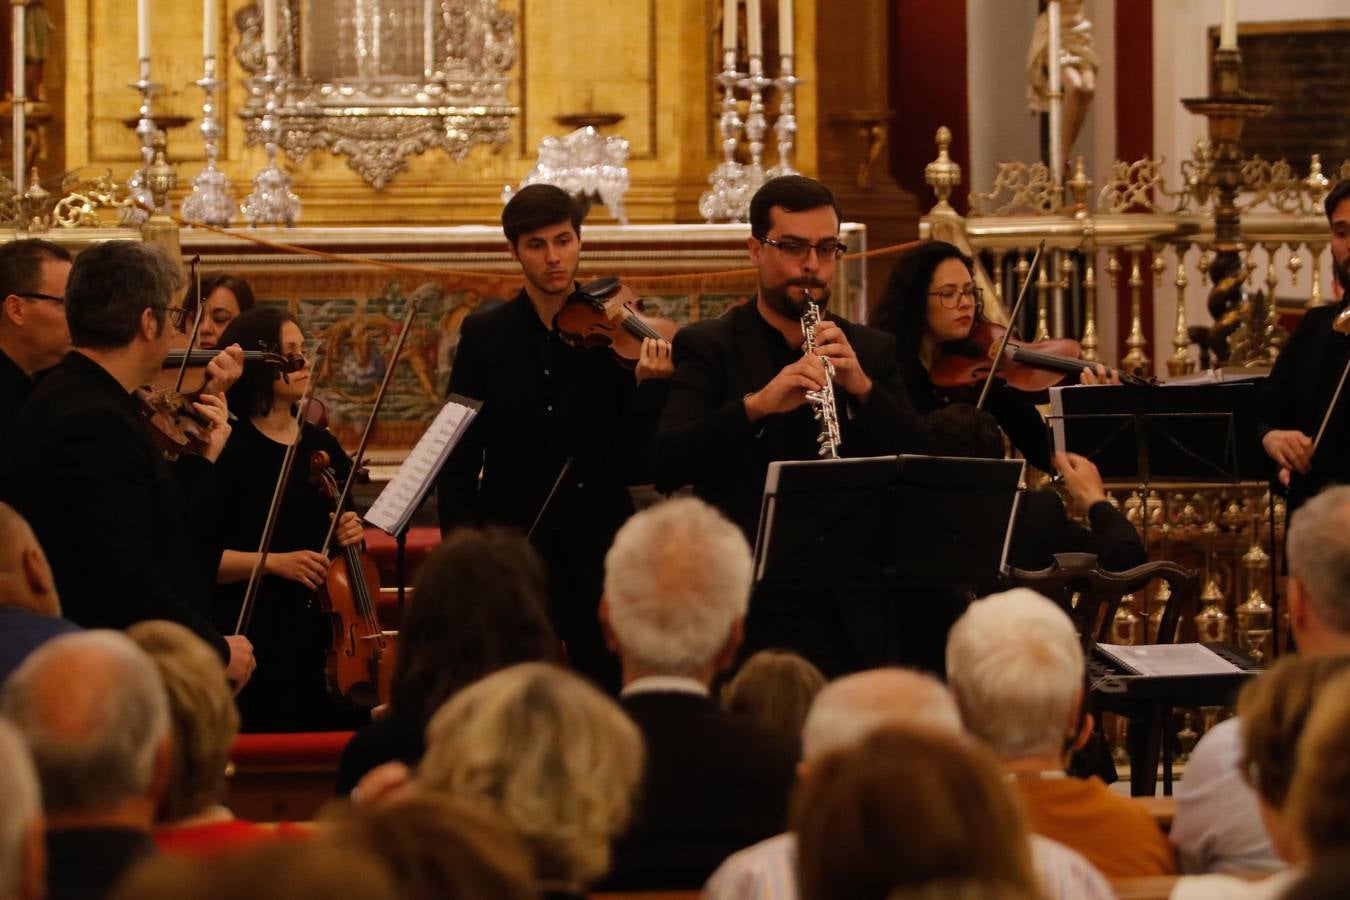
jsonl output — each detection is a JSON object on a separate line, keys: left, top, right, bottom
{"left": 575, "top": 277, "right": 622, "bottom": 301}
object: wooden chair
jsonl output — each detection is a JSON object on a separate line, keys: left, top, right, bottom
{"left": 1010, "top": 553, "right": 1202, "bottom": 797}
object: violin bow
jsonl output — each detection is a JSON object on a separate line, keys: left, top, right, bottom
{"left": 976, "top": 240, "right": 1045, "bottom": 411}
{"left": 174, "top": 255, "right": 207, "bottom": 394}
{"left": 234, "top": 346, "right": 327, "bottom": 636}
{"left": 317, "top": 286, "right": 431, "bottom": 556}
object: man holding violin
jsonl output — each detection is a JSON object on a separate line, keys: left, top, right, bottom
{"left": 10, "top": 240, "right": 255, "bottom": 688}
{"left": 436, "top": 184, "right": 673, "bottom": 691}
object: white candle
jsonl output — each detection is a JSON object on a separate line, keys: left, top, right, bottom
{"left": 1220, "top": 0, "right": 1237, "bottom": 50}
{"left": 722, "top": 0, "right": 736, "bottom": 56}
{"left": 746, "top": 0, "right": 761, "bottom": 57}
{"left": 263, "top": 0, "right": 278, "bottom": 56}
{"left": 778, "top": 0, "right": 793, "bottom": 57}
{"left": 203, "top": 0, "right": 217, "bottom": 58}
{"left": 138, "top": 0, "right": 151, "bottom": 60}
{"left": 12, "top": 0, "right": 25, "bottom": 185}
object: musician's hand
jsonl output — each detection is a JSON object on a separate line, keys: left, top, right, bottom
{"left": 1263, "top": 429, "right": 1313, "bottom": 474}
{"left": 635, "top": 338, "right": 674, "bottom": 383}
{"left": 266, "top": 549, "right": 330, "bottom": 589}
{"left": 806, "top": 321, "right": 873, "bottom": 402}
{"left": 1279, "top": 466, "right": 1291, "bottom": 488}
{"left": 745, "top": 354, "right": 828, "bottom": 422}
{"left": 1053, "top": 451, "right": 1108, "bottom": 509}
{"left": 224, "top": 635, "right": 256, "bottom": 694}
{"left": 1080, "top": 364, "right": 1120, "bottom": 386}
{"left": 351, "top": 761, "right": 414, "bottom": 806}
{"left": 192, "top": 392, "right": 232, "bottom": 463}
{"left": 201, "top": 344, "right": 245, "bottom": 396}
{"left": 333, "top": 511, "right": 365, "bottom": 548}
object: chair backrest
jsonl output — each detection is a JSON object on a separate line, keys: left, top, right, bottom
{"left": 1009, "top": 553, "right": 1199, "bottom": 651}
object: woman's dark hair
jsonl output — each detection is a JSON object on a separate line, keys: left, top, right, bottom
{"left": 218, "top": 306, "right": 299, "bottom": 419}
{"left": 389, "top": 527, "right": 561, "bottom": 727}
{"left": 870, "top": 241, "right": 979, "bottom": 374}
{"left": 186, "top": 272, "right": 257, "bottom": 321}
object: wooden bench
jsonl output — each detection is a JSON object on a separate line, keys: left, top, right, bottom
{"left": 1110, "top": 876, "right": 1180, "bottom": 900}
{"left": 224, "top": 731, "right": 353, "bottom": 822}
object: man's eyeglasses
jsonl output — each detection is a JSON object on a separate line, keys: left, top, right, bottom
{"left": 928, "top": 286, "right": 984, "bottom": 309}
{"left": 757, "top": 236, "right": 848, "bottom": 262}
{"left": 151, "top": 305, "right": 192, "bottom": 329}
{"left": 16, "top": 292, "right": 65, "bottom": 306}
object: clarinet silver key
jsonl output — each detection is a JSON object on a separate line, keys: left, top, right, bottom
{"left": 800, "top": 288, "right": 842, "bottom": 459}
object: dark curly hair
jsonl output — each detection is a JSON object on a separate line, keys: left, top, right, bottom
{"left": 218, "top": 306, "right": 300, "bottom": 419}
{"left": 869, "top": 241, "right": 982, "bottom": 379}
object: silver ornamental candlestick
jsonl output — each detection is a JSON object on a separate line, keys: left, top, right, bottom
{"left": 766, "top": 53, "right": 799, "bottom": 178}
{"left": 241, "top": 50, "right": 301, "bottom": 226}
{"left": 698, "top": 48, "right": 748, "bottom": 223}
{"left": 182, "top": 54, "right": 235, "bottom": 226}
{"left": 120, "top": 58, "right": 161, "bottom": 226}
{"left": 739, "top": 53, "right": 771, "bottom": 193}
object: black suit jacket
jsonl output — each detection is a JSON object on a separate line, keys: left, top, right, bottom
{"left": 654, "top": 301, "right": 937, "bottom": 539}
{"left": 604, "top": 691, "right": 799, "bottom": 890}
{"left": 1259, "top": 300, "right": 1350, "bottom": 511}
{"left": 10, "top": 352, "right": 228, "bottom": 658}
{"left": 1009, "top": 492, "right": 1147, "bottom": 573}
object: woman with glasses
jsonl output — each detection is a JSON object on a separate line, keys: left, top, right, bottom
{"left": 209, "top": 306, "right": 367, "bottom": 732}
{"left": 870, "top": 241, "right": 1112, "bottom": 473}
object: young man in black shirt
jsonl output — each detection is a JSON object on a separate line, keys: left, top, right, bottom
{"left": 436, "top": 185, "right": 672, "bottom": 689}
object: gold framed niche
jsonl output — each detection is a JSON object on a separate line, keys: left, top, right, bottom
{"left": 235, "top": 0, "right": 520, "bottom": 189}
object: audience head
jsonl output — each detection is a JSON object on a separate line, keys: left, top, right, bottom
{"left": 187, "top": 273, "right": 256, "bottom": 350}
{"left": 794, "top": 725, "right": 1039, "bottom": 900}
{"left": 1287, "top": 668, "right": 1350, "bottom": 862}
{"left": 0, "top": 720, "right": 43, "bottom": 900}
{"left": 112, "top": 836, "right": 399, "bottom": 900}
{"left": 0, "top": 630, "right": 170, "bottom": 821}
{"left": 0, "top": 503, "right": 59, "bottom": 617}
{"left": 721, "top": 649, "right": 826, "bottom": 742}
{"left": 870, "top": 240, "right": 981, "bottom": 368}
{"left": 418, "top": 662, "right": 643, "bottom": 892}
{"left": 326, "top": 793, "right": 537, "bottom": 900}
{"left": 1285, "top": 486, "right": 1350, "bottom": 653}
{"left": 602, "top": 497, "right": 752, "bottom": 680}
{"left": 0, "top": 238, "right": 73, "bottom": 375}
{"left": 946, "top": 588, "right": 1085, "bottom": 760}
{"left": 389, "top": 527, "right": 560, "bottom": 727}
{"left": 922, "top": 403, "right": 1006, "bottom": 460}
{"left": 125, "top": 620, "right": 239, "bottom": 824}
{"left": 65, "top": 240, "right": 184, "bottom": 352}
{"left": 800, "top": 667, "right": 962, "bottom": 763}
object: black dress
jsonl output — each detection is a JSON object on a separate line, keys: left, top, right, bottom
{"left": 212, "top": 418, "right": 366, "bottom": 732}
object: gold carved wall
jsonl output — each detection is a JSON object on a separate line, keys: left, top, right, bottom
{"left": 56, "top": 0, "right": 819, "bottom": 227}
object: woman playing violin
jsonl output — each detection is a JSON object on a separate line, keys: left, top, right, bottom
{"left": 210, "top": 306, "right": 366, "bottom": 732}
{"left": 182, "top": 273, "right": 256, "bottom": 351}
{"left": 870, "top": 240, "right": 1116, "bottom": 473}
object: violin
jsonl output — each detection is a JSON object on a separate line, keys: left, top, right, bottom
{"left": 554, "top": 277, "right": 678, "bottom": 367}
{"left": 136, "top": 386, "right": 214, "bottom": 460}
{"left": 929, "top": 321, "right": 1151, "bottom": 392}
{"left": 310, "top": 451, "right": 395, "bottom": 709}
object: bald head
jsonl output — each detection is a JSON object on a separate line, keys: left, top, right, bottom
{"left": 0, "top": 503, "right": 58, "bottom": 616}
{"left": 800, "top": 668, "right": 962, "bottom": 762}
{"left": 0, "top": 630, "right": 168, "bottom": 815}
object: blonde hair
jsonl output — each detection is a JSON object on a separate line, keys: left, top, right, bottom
{"left": 126, "top": 620, "right": 239, "bottom": 822}
{"left": 418, "top": 663, "right": 644, "bottom": 889}
{"left": 721, "top": 650, "right": 826, "bottom": 741}
{"left": 1287, "top": 668, "right": 1350, "bottom": 858}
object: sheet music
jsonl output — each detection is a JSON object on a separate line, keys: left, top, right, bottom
{"left": 364, "top": 394, "right": 481, "bottom": 536}
{"left": 1096, "top": 642, "right": 1244, "bottom": 677}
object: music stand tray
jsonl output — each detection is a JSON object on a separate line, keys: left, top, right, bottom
{"left": 752, "top": 454, "right": 1025, "bottom": 591}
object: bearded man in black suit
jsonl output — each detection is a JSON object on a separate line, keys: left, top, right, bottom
{"left": 654, "top": 175, "right": 936, "bottom": 675}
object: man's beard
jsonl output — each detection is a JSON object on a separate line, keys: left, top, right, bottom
{"left": 761, "top": 278, "right": 832, "bottom": 320}
{"left": 1336, "top": 253, "right": 1350, "bottom": 297}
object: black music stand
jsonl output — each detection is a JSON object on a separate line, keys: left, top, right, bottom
{"left": 752, "top": 454, "right": 1025, "bottom": 592}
